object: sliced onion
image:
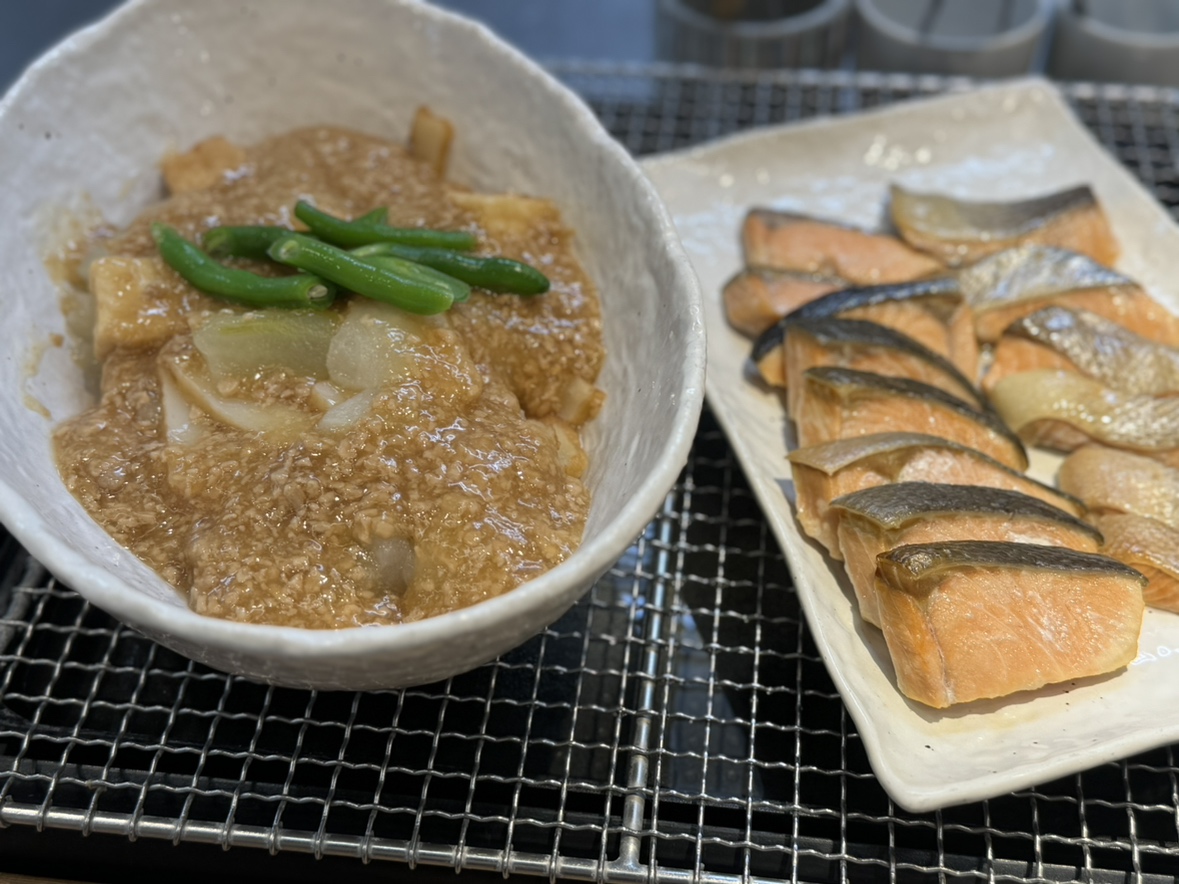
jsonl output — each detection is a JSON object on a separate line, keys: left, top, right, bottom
{"left": 158, "top": 366, "right": 202, "bottom": 446}
{"left": 165, "top": 355, "right": 314, "bottom": 441}
{"left": 370, "top": 536, "right": 416, "bottom": 593}
{"left": 193, "top": 309, "right": 338, "bottom": 380}
{"left": 326, "top": 300, "right": 441, "bottom": 391}
{"left": 309, "top": 380, "right": 345, "bottom": 411}
{"left": 317, "top": 390, "right": 377, "bottom": 433}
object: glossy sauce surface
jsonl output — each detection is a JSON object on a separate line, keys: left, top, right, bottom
{"left": 53, "top": 126, "right": 604, "bottom": 628}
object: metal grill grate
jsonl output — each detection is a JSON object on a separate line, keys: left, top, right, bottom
{"left": 5, "top": 66, "right": 1179, "bottom": 883}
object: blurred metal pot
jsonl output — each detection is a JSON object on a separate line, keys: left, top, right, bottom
{"left": 1049, "top": 0, "right": 1179, "bottom": 86}
{"left": 855, "top": 0, "right": 1052, "bottom": 77}
{"left": 657, "top": 0, "right": 851, "bottom": 68}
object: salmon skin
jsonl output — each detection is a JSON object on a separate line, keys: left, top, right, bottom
{"left": 787, "top": 431, "right": 1083, "bottom": 554}
{"left": 1092, "top": 513, "right": 1179, "bottom": 613}
{"left": 984, "top": 306, "right": 1179, "bottom": 396}
{"left": 989, "top": 370, "right": 1179, "bottom": 456}
{"left": 787, "top": 277, "right": 960, "bottom": 321}
{"left": 956, "top": 245, "right": 1179, "bottom": 344}
{"left": 797, "top": 367, "right": 1028, "bottom": 471}
{"left": 722, "top": 267, "right": 844, "bottom": 338}
{"left": 875, "top": 540, "right": 1146, "bottom": 708}
{"left": 830, "top": 482, "right": 1102, "bottom": 627}
{"left": 751, "top": 277, "right": 977, "bottom": 384}
{"left": 890, "top": 184, "right": 1119, "bottom": 267}
{"left": 1058, "top": 445, "right": 1179, "bottom": 530}
{"left": 832, "top": 483, "right": 1095, "bottom": 538}
{"left": 782, "top": 316, "right": 986, "bottom": 419}
{"left": 741, "top": 208, "right": 943, "bottom": 285}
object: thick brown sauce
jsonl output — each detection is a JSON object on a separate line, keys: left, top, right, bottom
{"left": 53, "top": 127, "right": 604, "bottom": 628}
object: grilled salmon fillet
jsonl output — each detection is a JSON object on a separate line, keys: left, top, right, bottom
{"left": 788, "top": 432, "right": 1083, "bottom": 555}
{"left": 742, "top": 208, "right": 943, "bottom": 284}
{"left": 875, "top": 541, "right": 1145, "bottom": 708}
{"left": 797, "top": 368, "right": 1028, "bottom": 471}
{"left": 782, "top": 317, "right": 984, "bottom": 421}
{"left": 891, "top": 185, "right": 1119, "bottom": 267}
{"left": 830, "top": 483, "right": 1100, "bottom": 627}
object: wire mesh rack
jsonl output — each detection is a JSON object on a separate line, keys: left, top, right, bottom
{"left": 4, "top": 65, "right": 1179, "bottom": 884}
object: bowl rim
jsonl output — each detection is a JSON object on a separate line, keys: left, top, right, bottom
{"left": 0, "top": 0, "right": 706, "bottom": 659}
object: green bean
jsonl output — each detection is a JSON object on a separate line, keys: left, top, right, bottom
{"left": 351, "top": 242, "right": 550, "bottom": 296}
{"left": 294, "top": 200, "right": 477, "bottom": 251}
{"left": 203, "top": 225, "right": 291, "bottom": 259}
{"left": 356, "top": 206, "right": 389, "bottom": 225}
{"left": 268, "top": 233, "right": 467, "bottom": 315}
{"left": 152, "top": 224, "right": 336, "bottom": 309}
{"left": 203, "top": 205, "right": 390, "bottom": 259}
{"left": 360, "top": 255, "right": 468, "bottom": 304}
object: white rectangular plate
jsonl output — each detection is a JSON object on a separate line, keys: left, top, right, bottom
{"left": 642, "top": 78, "right": 1179, "bottom": 812}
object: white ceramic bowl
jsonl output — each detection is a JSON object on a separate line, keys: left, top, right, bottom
{"left": 0, "top": 0, "right": 705, "bottom": 689}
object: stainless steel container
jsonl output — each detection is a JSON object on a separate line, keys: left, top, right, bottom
{"left": 855, "top": 0, "right": 1052, "bottom": 77}
{"left": 1049, "top": 0, "right": 1179, "bottom": 87}
{"left": 657, "top": 0, "right": 851, "bottom": 68}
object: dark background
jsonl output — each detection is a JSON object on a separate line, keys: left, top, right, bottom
{"left": 0, "top": 1, "right": 656, "bottom": 96}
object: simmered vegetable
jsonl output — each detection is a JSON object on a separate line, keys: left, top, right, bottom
{"left": 202, "top": 225, "right": 291, "bottom": 260}
{"left": 152, "top": 224, "right": 336, "bottom": 309}
{"left": 202, "top": 208, "right": 390, "bottom": 259}
{"left": 294, "top": 199, "right": 477, "bottom": 251}
{"left": 159, "top": 200, "right": 551, "bottom": 311}
{"left": 162, "top": 353, "right": 316, "bottom": 441}
{"left": 353, "top": 242, "right": 549, "bottom": 295}
{"left": 268, "top": 233, "right": 467, "bottom": 315}
{"left": 192, "top": 310, "right": 339, "bottom": 380}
